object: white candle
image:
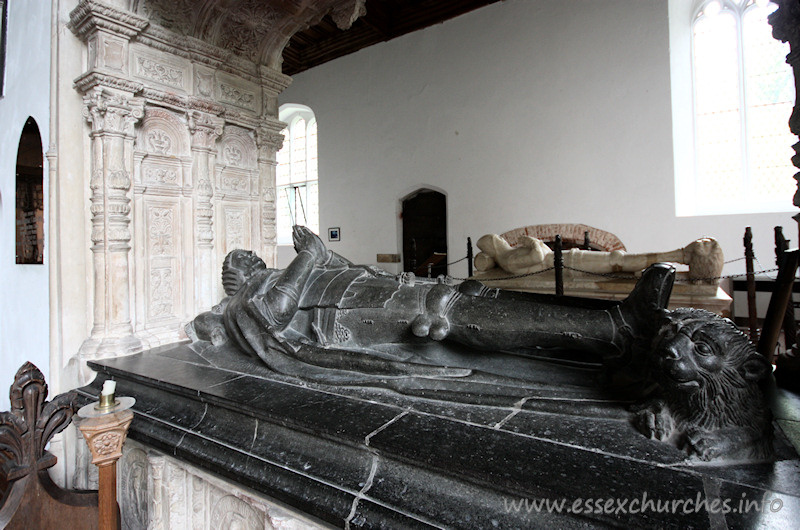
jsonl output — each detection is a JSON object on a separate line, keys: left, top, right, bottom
{"left": 101, "top": 380, "right": 116, "bottom": 396}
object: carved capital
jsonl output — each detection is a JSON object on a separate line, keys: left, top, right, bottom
{"left": 188, "top": 111, "right": 224, "bottom": 150}
{"left": 77, "top": 409, "right": 134, "bottom": 467}
{"left": 68, "top": 0, "right": 149, "bottom": 42}
{"left": 83, "top": 88, "right": 144, "bottom": 136}
{"left": 331, "top": 0, "right": 367, "bottom": 30}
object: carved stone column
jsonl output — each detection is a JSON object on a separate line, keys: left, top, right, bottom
{"left": 81, "top": 88, "right": 144, "bottom": 358}
{"left": 188, "top": 111, "right": 224, "bottom": 312}
{"left": 257, "top": 65, "right": 292, "bottom": 267}
{"left": 770, "top": 0, "right": 800, "bottom": 207}
{"left": 256, "top": 123, "right": 285, "bottom": 267}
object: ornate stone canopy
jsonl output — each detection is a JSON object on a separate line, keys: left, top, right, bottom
{"left": 131, "top": 0, "right": 366, "bottom": 68}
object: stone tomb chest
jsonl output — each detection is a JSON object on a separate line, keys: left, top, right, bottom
{"left": 77, "top": 341, "right": 800, "bottom": 529}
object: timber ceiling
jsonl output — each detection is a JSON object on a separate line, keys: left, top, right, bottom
{"left": 281, "top": 0, "right": 503, "bottom": 76}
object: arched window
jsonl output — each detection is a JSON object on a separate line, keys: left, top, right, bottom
{"left": 688, "top": 0, "right": 794, "bottom": 214}
{"left": 276, "top": 104, "right": 318, "bottom": 245}
{"left": 15, "top": 117, "right": 44, "bottom": 264}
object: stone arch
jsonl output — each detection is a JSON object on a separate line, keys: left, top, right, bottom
{"left": 137, "top": 107, "right": 190, "bottom": 157}
{"left": 218, "top": 126, "right": 257, "bottom": 169}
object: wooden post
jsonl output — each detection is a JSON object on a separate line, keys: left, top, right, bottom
{"left": 467, "top": 237, "right": 473, "bottom": 278}
{"left": 745, "top": 227, "right": 759, "bottom": 343}
{"left": 554, "top": 235, "right": 564, "bottom": 296}
{"left": 583, "top": 230, "right": 591, "bottom": 251}
{"left": 78, "top": 409, "right": 133, "bottom": 530}
{"left": 758, "top": 249, "right": 800, "bottom": 364}
{"left": 775, "top": 226, "right": 797, "bottom": 350}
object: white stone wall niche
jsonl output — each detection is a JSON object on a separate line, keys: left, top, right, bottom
{"left": 133, "top": 107, "right": 192, "bottom": 347}
{"left": 216, "top": 126, "right": 258, "bottom": 200}
{"left": 215, "top": 126, "right": 261, "bottom": 299}
{"left": 116, "top": 440, "right": 326, "bottom": 530}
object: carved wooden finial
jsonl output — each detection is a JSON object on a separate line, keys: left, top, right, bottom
{"left": 1, "top": 362, "right": 76, "bottom": 481}
{"left": 0, "top": 363, "right": 99, "bottom": 529}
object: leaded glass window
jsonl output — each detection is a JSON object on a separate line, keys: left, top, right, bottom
{"left": 691, "top": 0, "right": 794, "bottom": 212}
{"left": 276, "top": 106, "right": 319, "bottom": 245}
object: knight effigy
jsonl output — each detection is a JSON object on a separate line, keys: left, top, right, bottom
{"left": 188, "top": 226, "right": 774, "bottom": 463}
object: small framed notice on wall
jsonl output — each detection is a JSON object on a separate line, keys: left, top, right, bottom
{"left": 328, "top": 227, "right": 340, "bottom": 241}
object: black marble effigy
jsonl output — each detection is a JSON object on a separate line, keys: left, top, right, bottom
{"left": 78, "top": 342, "right": 800, "bottom": 529}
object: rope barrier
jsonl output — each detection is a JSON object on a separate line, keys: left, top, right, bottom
{"left": 442, "top": 250, "right": 787, "bottom": 284}
{"left": 446, "top": 256, "right": 469, "bottom": 266}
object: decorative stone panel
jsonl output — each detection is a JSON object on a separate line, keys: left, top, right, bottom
{"left": 117, "top": 441, "right": 325, "bottom": 530}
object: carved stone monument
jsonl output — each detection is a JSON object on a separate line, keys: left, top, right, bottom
{"left": 471, "top": 225, "right": 732, "bottom": 315}
{"left": 180, "top": 226, "right": 772, "bottom": 463}
{"left": 72, "top": 228, "right": 799, "bottom": 525}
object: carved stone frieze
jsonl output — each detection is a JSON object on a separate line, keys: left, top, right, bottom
{"left": 224, "top": 208, "right": 247, "bottom": 251}
{"left": 148, "top": 207, "right": 174, "bottom": 256}
{"left": 120, "top": 448, "right": 150, "bottom": 529}
{"left": 219, "top": 82, "right": 257, "bottom": 111}
{"left": 116, "top": 441, "right": 325, "bottom": 529}
{"left": 135, "top": 55, "right": 185, "bottom": 89}
{"left": 149, "top": 267, "right": 174, "bottom": 319}
{"left": 210, "top": 495, "right": 264, "bottom": 529}
{"left": 143, "top": 167, "right": 178, "bottom": 185}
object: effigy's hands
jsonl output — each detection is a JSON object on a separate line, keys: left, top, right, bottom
{"left": 292, "top": 225, "right": 328, "bottom": 265}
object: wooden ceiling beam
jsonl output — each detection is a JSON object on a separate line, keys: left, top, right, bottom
{"left": 281, "top": 0, "right": 501, "bottom": 76}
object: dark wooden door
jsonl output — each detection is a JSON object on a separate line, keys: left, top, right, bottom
{"left": 402, "top": 189, "right": 447, "bottom": 278}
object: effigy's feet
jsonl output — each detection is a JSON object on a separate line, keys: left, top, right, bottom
{"left": 604, "top": 264, "right": 675, "bottom": 373}
{"left": 618, "top": 263, "right": 675, "bottom": 338}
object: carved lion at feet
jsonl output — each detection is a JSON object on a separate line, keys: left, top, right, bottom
{"left": 633, "top": 308, "right": 774, "bottom": 462}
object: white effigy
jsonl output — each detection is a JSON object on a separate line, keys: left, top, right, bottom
{"left": 471, "top": 225, "right": 732, "bottom": 316}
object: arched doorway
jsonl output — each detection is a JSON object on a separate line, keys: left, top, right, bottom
{"left": 402, "top": 189, "right": 447, "bottom": 278}
{"left": 15, "top": 117, "right": 44, "bottom": 264}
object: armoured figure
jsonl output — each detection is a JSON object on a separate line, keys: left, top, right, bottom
{"left": 189, "top": 226, "right": 675, "bottom": 376}
{"left": 187, "top": 227, "right": 776, "bottom": 462}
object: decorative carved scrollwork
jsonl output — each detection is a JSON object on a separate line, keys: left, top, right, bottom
{"left": 0, "top": 363, "right": 76, "bottom": 481}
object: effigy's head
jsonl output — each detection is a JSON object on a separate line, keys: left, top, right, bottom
{"left": 652, "top": 308, "right": 770, "bottom": 396}
{"left": 222, "top": 249, "right": 268, "bottom": 295}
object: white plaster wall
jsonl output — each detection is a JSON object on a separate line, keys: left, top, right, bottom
{"left": 278, "top": 0, "right": 795, "bottom": 288}
{"left": 0, "top": 1, "right": 51, "bottom": 411}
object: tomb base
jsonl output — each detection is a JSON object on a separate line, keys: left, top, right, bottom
{"left": 77, "top": 342, "right": 800, "bottom": 528}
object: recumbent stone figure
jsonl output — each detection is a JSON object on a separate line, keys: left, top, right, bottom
{"left": 188, "top": 226, "right": 774, "bottom": 462}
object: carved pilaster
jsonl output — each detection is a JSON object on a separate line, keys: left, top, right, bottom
{"left": 256, "top": 123, "right": 285, "bottom": 267}
{"left": 188, "top": 111, "right": 224, "bottom": 311}
{"left": 769, "top": 0, "right": 800, "bottom": 206}
{"left": 81, "top": 88, "right": 144, "bottom": 361}
{"left": 68, "top": 0, "right": 148, "bottom": 78}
